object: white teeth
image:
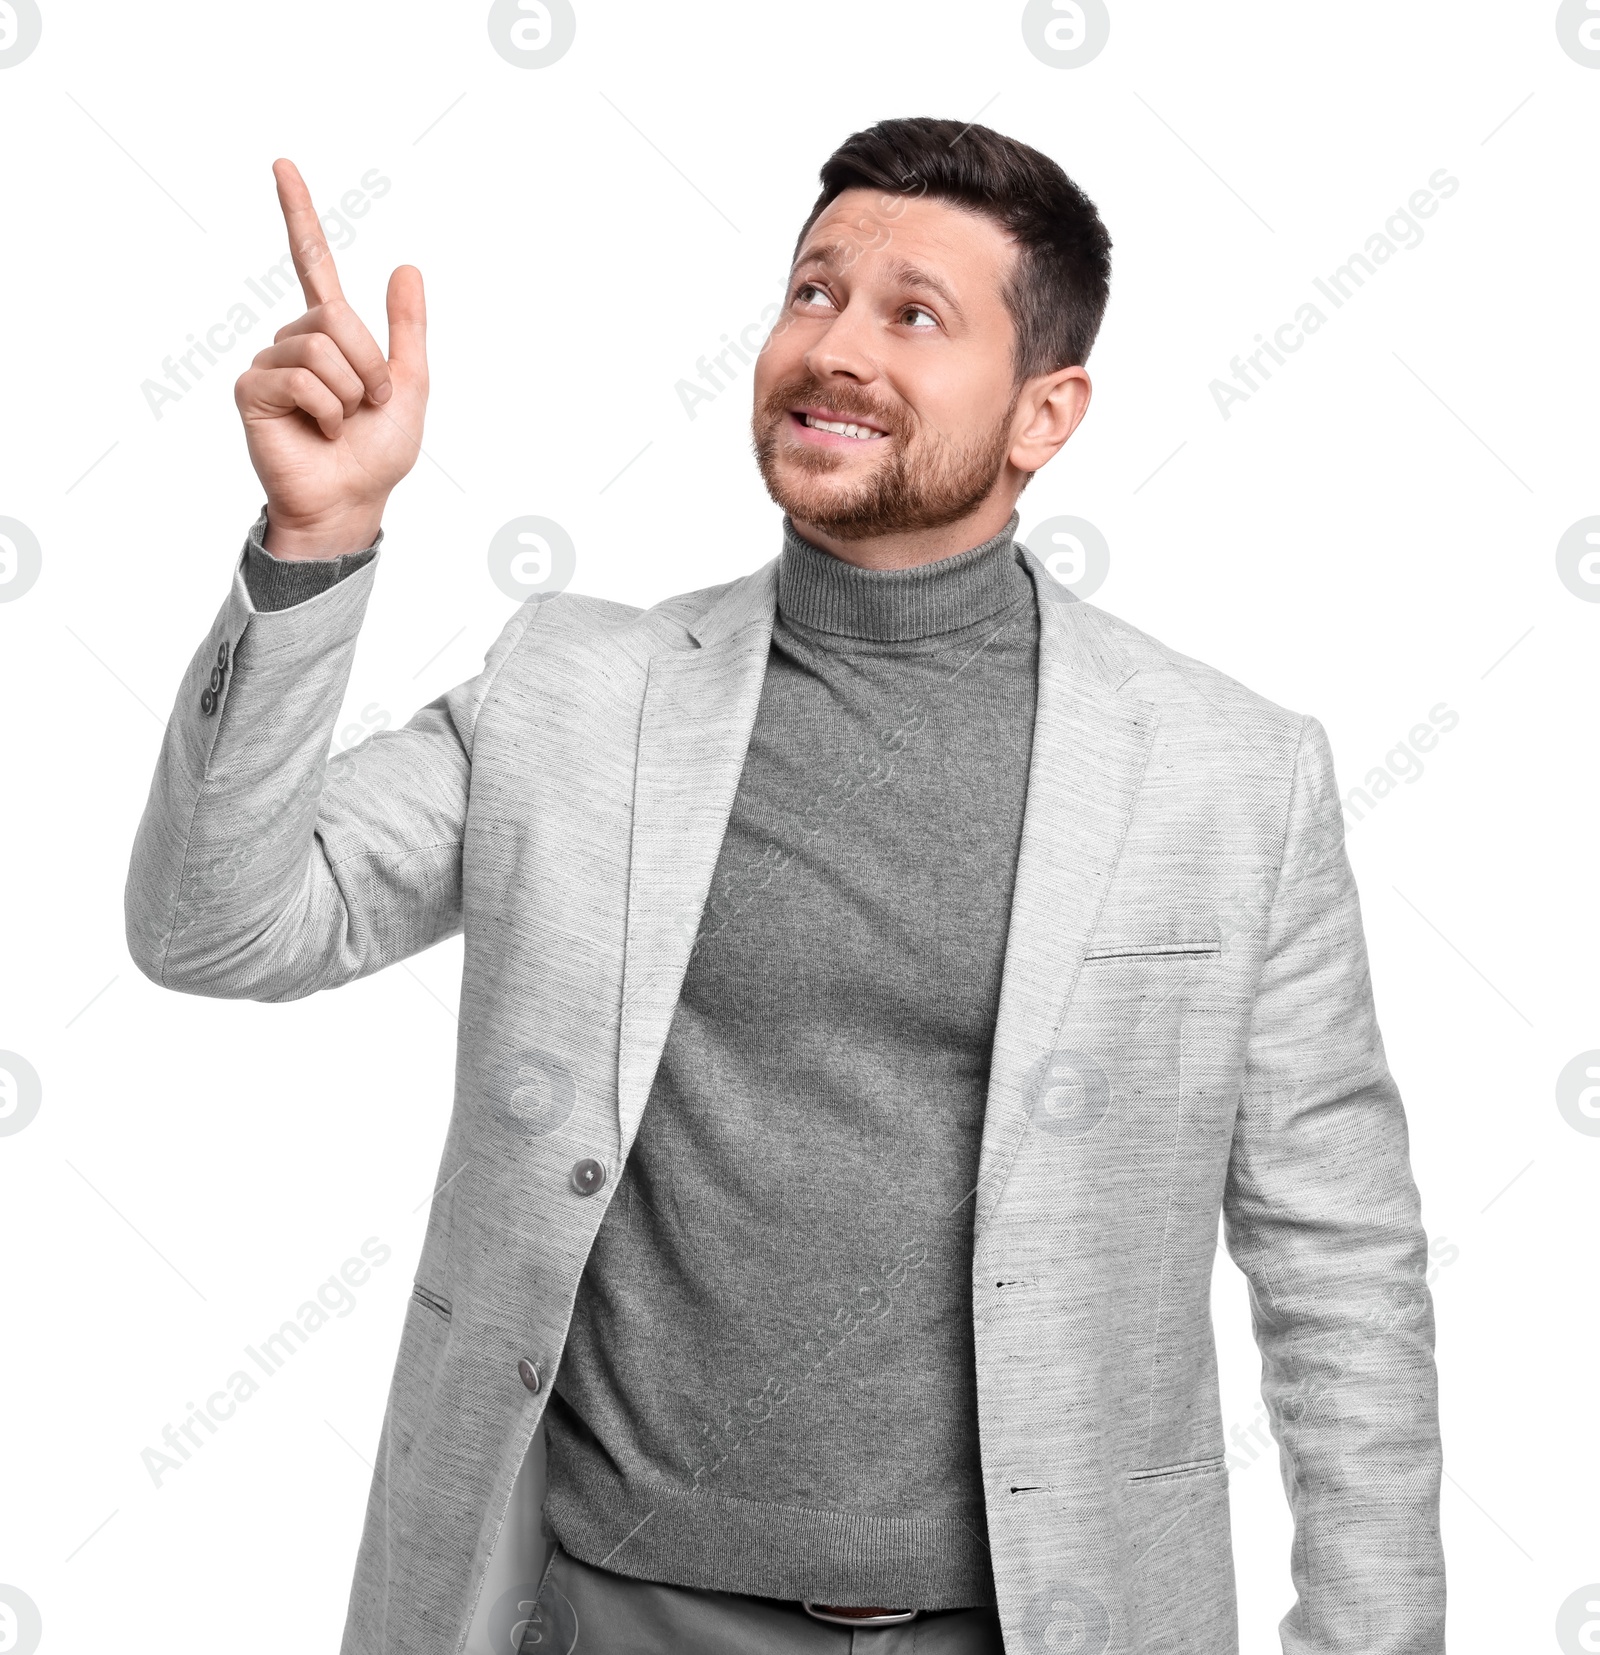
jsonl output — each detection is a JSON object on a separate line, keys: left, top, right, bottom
{"left": 804, "top": 414, "right": 884, "bottom": 440}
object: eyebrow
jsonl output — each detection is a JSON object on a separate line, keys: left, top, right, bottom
{"left": 790, "top": 243, "right": 966, "bottom": 323}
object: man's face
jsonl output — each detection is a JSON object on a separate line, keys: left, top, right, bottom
{"left": 751, "top": 187, "right": 1029, "bottom": 541}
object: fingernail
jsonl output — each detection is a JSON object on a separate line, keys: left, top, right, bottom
{"left": 373, "top": 382, "right": 393, "bottom": 404}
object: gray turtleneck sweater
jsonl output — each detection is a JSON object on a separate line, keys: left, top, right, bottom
{"left": 546, "top": 514, "right": 1038, "bottom": 1610}
{"left": 242, "top": 511, "right": 1040, "bottom": 1611}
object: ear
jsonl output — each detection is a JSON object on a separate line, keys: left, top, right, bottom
{"left": 1009, "top": 366, "right": 1092, "bottom": 475}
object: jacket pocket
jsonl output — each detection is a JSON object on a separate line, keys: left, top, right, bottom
{"left": 1126, "top": 1453, "right": 1227, "bottom": 1484}
{"left": 411, "top": 1281, "right": 452, "bottom": 1321}
{"left": 1085, "top": 941, "right": 1221, "bottom": 961}
{"left": 390, "top": 1285, "right": 454, "bottom": 1464}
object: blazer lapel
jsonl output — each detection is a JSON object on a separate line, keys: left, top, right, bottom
{"left": 972, "top": 559, "right": 1160, "bottom": 1247}
{"left": 615, "top": 560, "right": 779, "bottom": 1157}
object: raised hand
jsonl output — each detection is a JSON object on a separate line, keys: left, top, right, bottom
{"left": 233, "top": 159, "right": 428, "bottom": 559}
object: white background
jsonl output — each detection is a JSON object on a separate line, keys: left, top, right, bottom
{"left": 1, "top": 3, "right": 1596, "bottom": 1651}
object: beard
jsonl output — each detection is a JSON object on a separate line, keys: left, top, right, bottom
{"left": 751, "top": 375, "right": 1019, "bottom": 542}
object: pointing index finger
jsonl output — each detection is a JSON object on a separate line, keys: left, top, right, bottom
{"left": 273, "top": 158, "right": 344, "bottom": 308}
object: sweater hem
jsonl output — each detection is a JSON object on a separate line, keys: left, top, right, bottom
{"left": 542, "top": 1470, "right": 996, "bottom": 1609}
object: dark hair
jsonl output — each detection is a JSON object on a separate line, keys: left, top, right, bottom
{"left": 793, "top": 117, "right": 1112, "bottom": 382}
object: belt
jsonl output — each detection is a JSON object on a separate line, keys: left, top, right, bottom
{"left": 803, "top": 1603, "right": 920, "bottom": 1627}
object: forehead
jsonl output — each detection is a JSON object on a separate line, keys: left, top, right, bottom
{"left": 795, "top": 187, "right": 1018, "bottom": 291}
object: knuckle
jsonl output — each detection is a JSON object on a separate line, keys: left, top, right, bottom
{"left": 317, "top": 345, "right": 362, "bottom": 392}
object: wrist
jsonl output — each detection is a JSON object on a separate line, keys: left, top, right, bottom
{"left": 263, "top": 502, "right": 385, "bottom": 561}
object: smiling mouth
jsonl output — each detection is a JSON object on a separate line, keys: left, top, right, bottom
{"left": 789, "top": 409, "right": 891, "bottom": 443}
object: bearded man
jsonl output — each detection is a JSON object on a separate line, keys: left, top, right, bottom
{"left": 127, "top": 117, "right": 1444, "bottom": 1655}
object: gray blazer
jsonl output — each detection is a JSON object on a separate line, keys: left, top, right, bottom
{"left": 125, "top": 543, "right": 1444, "bottom": 1654}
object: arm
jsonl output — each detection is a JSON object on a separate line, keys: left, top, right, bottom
{"left": 124, "top": 527, "right": 544, "bottom": 1000}
{"left": 1222, "top": 716, "right": 1445, "bottom": 1655}
{"left": 125, "top": 155, "right": 510, "bottom": 1001}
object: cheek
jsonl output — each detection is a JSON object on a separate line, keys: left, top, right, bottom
{"left": 891, "top": 363, "right": 992, "bottom": 441}
{"left": 752, "top": 325, "right": 805, "bottom": 400}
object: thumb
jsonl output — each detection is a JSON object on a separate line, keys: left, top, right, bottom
{"left": 386, "top": 265, "right": 427, "bottom": 379}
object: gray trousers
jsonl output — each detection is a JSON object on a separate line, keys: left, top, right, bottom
{"left": 522, "top": 1545, "right": 1006, "bottom": 1654}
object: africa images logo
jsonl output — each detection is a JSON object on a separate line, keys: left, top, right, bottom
{"left": 1020, "top": 0, "right": 1111, "bottom": 69}
{"left": 0, "top": 519, "right": 42, "bottom": 604}
{"left": 1555, "top": 0, "right": 1600, "bottom": 67}
{"left": 139, "top": 170, "right": 392, "bottom": 422}
{"left": 0, "top": 1586, "right": 43, "bottom": 1655}
{"left": 1210, "top": 170, "right": 1460, "bottom": 420}
{"left": 139, "top": 1239, "right": 392, "bottom": 1487}
{"left": 0, "top": 1051, "right": 42, "bottom": 1137}
{"left": 487, "top": 0, "right": 577, "bottom": 68}
{"left": 0, "top": 0, "right": 43, "bottom": 69}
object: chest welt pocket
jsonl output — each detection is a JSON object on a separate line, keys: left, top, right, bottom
{"left": 1084, "top": 940, "right": 1221, "bottom": 962}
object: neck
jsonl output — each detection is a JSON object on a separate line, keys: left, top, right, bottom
{"left": 779, "top": 509, "right": 1026, "bottom": 642}
{"left": 788, "top": 487, "right": 1024, "bottom": 572}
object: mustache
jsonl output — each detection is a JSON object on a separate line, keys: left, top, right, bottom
{"left": 758, "top": 379, "right": 904, "bottom": 437}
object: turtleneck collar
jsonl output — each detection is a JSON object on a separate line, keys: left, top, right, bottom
{"left": 777, "top": 510, "right": 1028, "bottom": 643}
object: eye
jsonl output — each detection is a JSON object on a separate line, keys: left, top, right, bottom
{"left": 793, "top": 281, "right": 834, "bottom": 310}
{"left": 900, "top": 304, "right": 939, "bottom": 329}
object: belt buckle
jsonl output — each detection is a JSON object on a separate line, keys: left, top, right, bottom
{"left": 803, "top": 1603, "right": 921, "bottom": 1627}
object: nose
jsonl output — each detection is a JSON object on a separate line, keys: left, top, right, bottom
{"left": 801, "top": 292, "right": 879, "bottom": 386}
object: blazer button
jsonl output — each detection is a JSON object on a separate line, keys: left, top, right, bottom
{"left": 569, "top": 1158, "right": 606, "bottom": 1196}
{"left": 200, "top": 687, "right": 217, "bottom": 716}
{"left": 209, "top": 666, "right": 224, "bottom": 693}
{"left": 517, "top": 1359, "right": 541, "bottom": 1393}
{"left": 216, "top": 640, "right": 230, "bottom": 669}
